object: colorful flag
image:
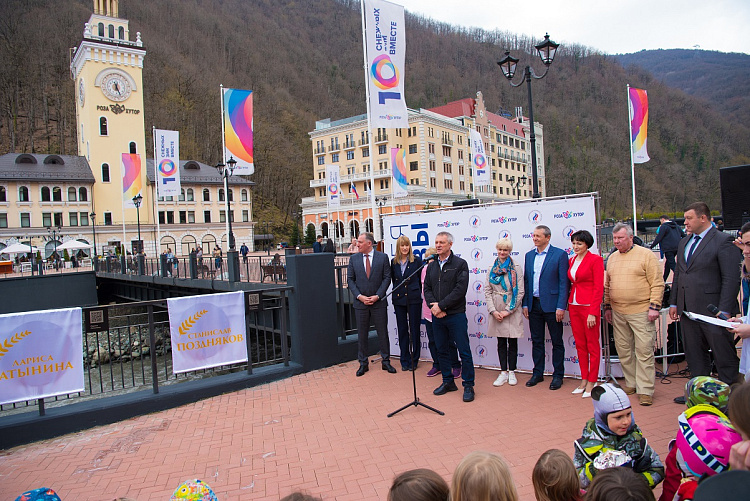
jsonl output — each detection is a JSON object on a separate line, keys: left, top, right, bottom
{"left": 351, "top": 181, "right": 360, "bottom": 200}
{"left": 363, "top": 0, "right": 408, "bottom": 128}
{"left": 470, "top": 130, "right": 491, "bottom": 187}
{"left": 326, "top": 164, "right": 341, "bottom": 208}
{"left": 121, "top": 153, "right": 142, "bottom": 208}
{"left": 628, "top": 87, "right": 649, "bottom": 164}
{"left": 391, "top": 147, "right": 408, "bottom": 198}
{"left": 154, "top": 129, "right": 180, "bottom": 197}
{"left": 222, "top": 88, "right": 254, "bottom": 174}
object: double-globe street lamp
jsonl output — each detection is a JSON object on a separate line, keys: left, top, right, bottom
{"left": 47, "top": 224, "right": 63, "bottom": 271}
{"left": 497, "top": 33, "right": 560, "bottom": 199}
{"left": 216, "top": 156, "right": 240, "bottom": 281}
{"left": 509, "top": 174, "right": 527, "bottom": 200}
{"left": 132, "top": 194, "right": 143, "bottom": 254}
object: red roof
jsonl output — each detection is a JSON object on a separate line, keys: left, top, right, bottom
{"left": 427, "top": 98, "right": 527, "bottom": 138}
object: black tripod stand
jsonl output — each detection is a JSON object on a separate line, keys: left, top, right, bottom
{"left": 385, "top": 256, "right": 444, "bottom": 417}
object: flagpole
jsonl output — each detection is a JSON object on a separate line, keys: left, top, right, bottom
{"left": 627, "top": 84, "right": 638, "bottom": 235}
{"left": 120, "top": 155, "right": 127, "bottom": 255}
{"left": 153, "top": 126, "right": 161, "bottom": 256}
{"left": 361, "top": 0, "right": 380, "bottom": 241}
{"left": 220, "top": 85, "right": 230, "bottom": 250}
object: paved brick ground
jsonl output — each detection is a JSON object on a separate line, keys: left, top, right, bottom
{"left": 0, "top": 361, "right": 690, "bottom": 500}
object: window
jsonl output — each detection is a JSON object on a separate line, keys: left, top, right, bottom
{"left": 104, "top": 212, "right": 112, "bottom": 225}
{"left": 443, "top": 163, "right": 452, "bottom": 174}
{"left": 317, "top": 156, "right": 325, "bottom": 165}
{"left": 362, "top": 147, "right": 369, "bottom": 157}
{"left": 460, "top": 181, "right": 465, "bottom": 191}
{"left": 203, "top": 189, "right": 210, "bottom": 202}
{"left": 331, "top": 153, "right": 339, "bottom": 162}
{"left": 241, "top": 189, "right": 248, "bottom": 202}
{"left": 429, "top": 178, "right": 436, "bottom": 188}
{"left": 408, "top": 144, "right": 417, "bottom": 154}
{"left": 102, "top": 164, "right": 110, "bottom": 182}
{"left": 219, "top": 189, "right": 225, "bottom": 202}
{"left": 0, "top": 186, "right": 5, "bottom": 202}
{"left": 54, "top": 212, "right": 63, "bottom": 226}
{"left": 228, "top": 189, "right": 233, "bottom": 202}
{"left": 187, "top": 188, "right": 194, "bottom": 201}
{"left": 69, "top": 212, "right": 78, "bottom": 226}
{"left": 379, "top": 179, "right": 389, "bottom": 189}
{"left": 129, "top": 142, "right": 137, "bottom": 154}
{"left": 188, "top": 211, "right": 195, "bottom": 223}
{"left": 220, "top": 211, "right": 226, "bottom": 223}
{"left": 179, "top": 211, "right": 187, "bottom": 224}
{"left": 444, "top": 179, "right": 453, "bottom": 189}
{"left": 118, "top": 26, "right": 124, "bottom": 39}
{"left": 179, "top": 189, "right": 186, "bottom": 202}
{"left": 97, "top": 22, "right": 104, "bottom": 37}
{"left": 68, "top": 187, "right": 77, "bottom": 201}
{"left": 410, "top": 161, "right": 418, "bottom": 171}
{"left": 52, "top": 187, "right": 62, "bottom": 202}
{"left": 100, "top": 117, "right": 108, "bottom": 136}
{"left": 242, "top": 210, "right": 249, "bottom": 222}
{"left": 204, "top": 210, "right": 211, "bottom": 223}
{"left": 19, "top": 186, "right": 30, "bottom": 202}
{"left": 80, "top": 212, "right": 89, "bottom": 226}
{"left": 442, "top": 146, "right": 451, "bottom": 156}
{"left": 459, "top": 165, "right": 464, "bottom": 175}
{"left": 108, "top": 24, "right": 114, "bottom": 38}
{"left": 165, "top": 211, "right": 174, "bottom": 224}
{"left": 429, "top": 160, "right": 436, "bottom": 171}
{"left": 378, "top": 144, "right": 387, "bottom": 155}
{"left": 43, "top": 213, "right": 52, "bottom": 227}
{"left": 20, "top": 213, "right": 30, "bottom": 227}
{"left": 347, "top": 150, "right": 355, "bottom": 160}
{"left": 0, "top": 213, "right": 6, "bottom": 228}
{"left": 41, "top": 186, "right": 51, "bottom": 202}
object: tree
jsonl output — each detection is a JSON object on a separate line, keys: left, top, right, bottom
{"left": 289, "top": 221, "right": 300, "bottom": 247}
{"left": 304, "top": 224, "right": 317, "bottom": 246}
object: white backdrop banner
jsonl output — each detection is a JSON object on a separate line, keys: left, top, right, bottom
{"left": 0, "top": 307, "right": 84, "bottom": 405}
{"left": 382, "top": 194, "right": 605, "bottom": 377}
{"left": 168, "top": 291, "right": 247, "bottom": 373}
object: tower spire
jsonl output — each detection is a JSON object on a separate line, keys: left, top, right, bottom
{"left": 93, "top": 0, "right": 119, "bottom": 18}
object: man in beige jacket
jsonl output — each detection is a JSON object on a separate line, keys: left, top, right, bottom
{"left": 604, "top": 223, "right": 664, "bottom": 406}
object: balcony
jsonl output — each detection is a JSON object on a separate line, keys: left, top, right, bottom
{"left": 330, "top": 144, "right": 341, "bottom": 152}
{"left": 358, "top": 138, "right": 369, "bottom": 146}
{"left": 442, "top": 138, "right": 453, "bottom": 146}
{"left": 314, "top": 146, "right": 326, "bottom": 155}
{"left": 343, "top": 141, "right": 356, "bottom": 150}
{"left": 374, "top": 134, "right": 388, "bottom": 144}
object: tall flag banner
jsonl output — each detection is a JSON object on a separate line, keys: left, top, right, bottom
{"left": 0, "top": 307, "right": 84, "bottom": 405}
{"left": 363, "top": 0, "right": 408, "bottom": 128}
{"left": 391, "top": 147, "right": 409, "bottom": 198}
{"left": 222, "top": 88, "right": 254, "bottom": 174}
{"left": 351, "top": 181, "right": 360, "bottom": 200}
{"left": 628, "top": 87, "right": 650, "bottom": 164}
{"left": 168, "top": 291, "right": 247, "bottom": 373}
{"left": 326, "top": 164, "right": 341, "bottom": 208}
{"left": 154, "top": 129, "right": 180, "bottom": 197}
{"left": 121, "top": 153, "right": 143, "bottom": 208}
{"left": 470, "top": 130, "right": 491, "bottom": 187}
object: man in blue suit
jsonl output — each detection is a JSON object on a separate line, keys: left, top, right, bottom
{"left": 522, "top": 225, "right": 570, "bottom": 390}
{"left": 347, "top": 232, "right": 397, "bottom": 377}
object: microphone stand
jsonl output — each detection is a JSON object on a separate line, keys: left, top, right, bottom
{"left": 386, "top": 256, "right": 444, "bottom": 417}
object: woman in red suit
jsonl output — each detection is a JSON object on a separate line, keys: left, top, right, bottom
{"left": 567, "top": 230, "right": 604, "bottom": 398}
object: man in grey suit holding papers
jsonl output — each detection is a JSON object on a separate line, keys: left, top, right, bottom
{"left": 669, "top": 202, "right": 742, "bottom": 387}
{"left": 347, "top": 232, "right": 397, "bottom": 377}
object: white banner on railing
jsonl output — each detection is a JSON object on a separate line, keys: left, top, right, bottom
{"left": 382, "top": 194, "right": 601, "bottom": 377}
{"left": 168, "top": 291, "right": 247, "bottom": 373}
{"left": 0, "top": 307, "right": 84, "bottom": 405}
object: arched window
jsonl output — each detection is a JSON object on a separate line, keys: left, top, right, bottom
{"left": 202, "top": 234, "right": 216, "bottom": 252}
{"left": 228, "top": 189, "right": 233, "bottom": 202}
{"left": 100, "top": 117, "right": 108, "bottom": 136}
{"left": 160, "top": 236, "right": 176, "bottom": 256}
{"left": 102, "top": 163, "right": 110, "bottom": 182}
{"left": 52, "top": 187, "right": 62, "bottom": 202}
{"left": 219, "top": 189, "right": 225, "bottom": 202}
{"left": 118, "top": 26, "right": 124, "bottom": 39}
{"left": 203, "top": 189, "right": 210, "bottom": 202}
{"left": 79, "top": 187, "right": 88, "bottom": 201}
{"left": 186, "top": 188, "right": 194, "bottom": 201}
{"left": 0, "top": 186, "right": 6, "bottom": 202}
{"left": 335, "top": 221, "right": 344, "bottom": 238}
{"left": 19, "top": 186, "right": 30, "bottom": 202}
{"left": 41, "top": 186, "right": 51, "bottom": 202}
{"left": 98, "top": 22, "right": 104, "bottom": 37}
{"left": 68, "top": 187, "right": 77, "bottom": 201}
{"left": 365, "top": 218, "right": 374, "bottom": 233}
{"left": 179, "top": 189, "right": 185, "bottom": 202}
{"left": 108, "top": 24, "right": 114, "bottom": 38}
{"left": 129, "top": 142, "right": 137, "bottom": 154}
{"left": 320, "top": 222, "right": 329, "bottom": 238}
{"left": 349, "top": 220, "right": 360, "bottom": 239}
{"left": 181, "top": 235, "right": 197, "bottom": 256}
{"left": 241, "top": 189, "right": 248, "bottom": 201}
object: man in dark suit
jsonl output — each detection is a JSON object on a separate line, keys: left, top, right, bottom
{"left": 669, "top": 202, "right": 741, "bottom": 387}
{"left": 347, "top": 232, "right": 397, "bottom": 376}
{"left": 522, "top": 225, "right": 570, "bottom": 390}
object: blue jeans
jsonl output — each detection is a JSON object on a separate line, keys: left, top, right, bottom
{"left": 528, "top": 297, "right": 565, "bottom": 378}
{"left": 423, "top": 319, "right": 460, "bottom": 369}
{"left": 432, "top": 312, "right": 474, "bottom": 387}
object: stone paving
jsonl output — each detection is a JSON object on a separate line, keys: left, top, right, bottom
{"left": 0, "top": 360, "right": 689, "bottom": 500}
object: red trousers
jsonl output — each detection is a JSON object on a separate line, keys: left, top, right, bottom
{"left": 569, "top": 304, "right": 601, "bottom": 382}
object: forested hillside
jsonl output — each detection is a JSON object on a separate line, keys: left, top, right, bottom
{"left": 2, "top": 0, "right": 749, "bottom": 223}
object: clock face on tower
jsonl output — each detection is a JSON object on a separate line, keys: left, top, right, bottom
{"left": 100, "top": 70, "right": 132, "bottom": 102}
{"left": 79, "top": 78, "right": 85, "bottom": 107}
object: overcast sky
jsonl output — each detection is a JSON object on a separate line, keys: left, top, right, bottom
{"left": 396, "top": 0, "right": 750, "bottom": 55}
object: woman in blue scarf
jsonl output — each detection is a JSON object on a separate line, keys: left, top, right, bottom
{"left": 484, "top": 238, "right": 525, "bottom": 387}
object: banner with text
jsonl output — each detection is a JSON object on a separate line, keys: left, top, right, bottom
{"left": 155, "top": 129, "right": 181, "bottom": 197}
{"left": 0, "top": 307, "right": 84, "bottom": 405}
{"left": 391, "top": 147, "right": 409, "bottom": 197}
{"left": 470, "top": 130, "right": 491, "bottom": 187}
{"left": 382, "top": 194, "right": 601, "bottom": 377}
{"left": 168, "top": 291, "right": 247, "bottom": 373}
{"left": 326, "top": 164, "right": 342, "bottom": 208}
{"left": 364, "top": 0, "right": 408, "bottom": 128}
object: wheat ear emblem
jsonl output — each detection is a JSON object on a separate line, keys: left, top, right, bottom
{"left": 178, "top": 309, "right": 208, "bottom": 336}
{"left": 0, "top": 330, "right": 32, "bottom": 359}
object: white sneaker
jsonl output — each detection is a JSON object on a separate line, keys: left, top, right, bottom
{"left": 493, "top": 372, "right": 509, "bottom": 387}
{"left": 508, "top": 371, "right": 517, "bottom": 386}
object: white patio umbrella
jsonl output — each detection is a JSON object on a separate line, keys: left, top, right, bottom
{"left": 56, "top": 240, "right": 93, "bottom": 251}
{"left": 1, "top": 243, "right": 39, "bottom": 255}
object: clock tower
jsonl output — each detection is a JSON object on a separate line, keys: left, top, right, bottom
{"left": 70, "top": 0, "right": 151, "bottom": 232}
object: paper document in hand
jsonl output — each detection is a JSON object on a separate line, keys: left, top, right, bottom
{"left": 683, "top": 312, "right": 740, "bottom": 329}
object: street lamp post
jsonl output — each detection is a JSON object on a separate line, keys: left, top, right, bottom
{"left": 90, "top": 212, "right": 97, "bottom": 269}
{"left": 265, "top": 221, "right": 271, "bottom": 256}
{"left": 132, "top": 194, "right": 143, "bottom": 254}
{"left": 498, "top": 33, "right": 560, "bottom": 199}
{"left": 509, "top": 174, "right": 527, "bottom": 200}
{"left": 47, "top": 224, "right": 62, "bottom": 271}
{"left": 216, "top": 156, "right": 240, "bottom": 281}
{"left": 375, "top": 196, "right": 387, "bottom": 243}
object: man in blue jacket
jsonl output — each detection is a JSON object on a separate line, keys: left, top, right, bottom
{"left": 522, "top": 225, "right": 570, "bottom": 390}
{"left": 650, "top": 215, "right": 683, "bottom": 282}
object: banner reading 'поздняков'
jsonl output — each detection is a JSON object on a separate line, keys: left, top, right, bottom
{"left": 168, "top": 291, "right": 247, "bottom": 373}
{"left": 0, "top": 308, "right": 84, "bottom": 405}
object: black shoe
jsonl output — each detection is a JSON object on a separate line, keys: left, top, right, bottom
{"left": 401, "top": 366, "right": 410, "bottom": 372}
{"left": 356, "top": 364, "right": 369, "bottom": 377}
{"left": 549, "top": 377, "right": 563, "bottom": 390}
{"left": 674, "top": 395, "right": 686, "bottom": 404}
{"left": 382, "top": 361, "right": 397, "bottom": 374}
{"left": 526, "top": 375, "right": 544, "bottom": 387}
{"left": 463, "top": 386, "right": 475, "bottom": 402}
{"left": 433, "top": 381, "right": 458, "bottom": 395}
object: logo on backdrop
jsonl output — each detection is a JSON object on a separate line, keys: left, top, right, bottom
{"left": 469, "top": 332, "right": 488, "bottom": 339}
{"left": 564, "top": 247, "right": 575, "bottom": 256}
{"left": 521, "top": 232, "right": 534, "bottom": 239}
{"left": 491, "top": 215, "right": 518, "bottom": 224}
{"left": 529, "top": 210, "right": 542, "bottom": 222}
{"left": 469, "top": 215, "right": 481, "bottom": 228}
{"left": 437, "top": 221, "right": 460, "bottom": 228}
{"left": 475, "top": 345, "right": 487, "bottom": 358}
{"left": 469, "top": 267, "right": 488, "bottom": 275}
{"left": 467, "top": 299, "right": 486, "bottom": 307}
{"left": 554, "top": 211, "right": 585, "bottom": 219}
{"left": 471, "top": 248, "right": 483, "bottom": 261}
{"left": 563, "top": 226, "right": 577, "bottom": 238}
{"left": 472, "top": 281, "right": 483, "bottom": 293}
{"left": 464, "top": 235, "right": 489, "bottom": 243}
{"left": 498, "top": 230, "right": 512, "bottom": 240}
{"left": 474, "top": 313, "right": 487, "bottom": 326}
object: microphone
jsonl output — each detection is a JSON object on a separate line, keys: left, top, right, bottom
{"left": 423, "top": 254, "right": 439, "bottom": 262}
{"left": 707, "top": 304, "right": 729, "bottom": 320}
